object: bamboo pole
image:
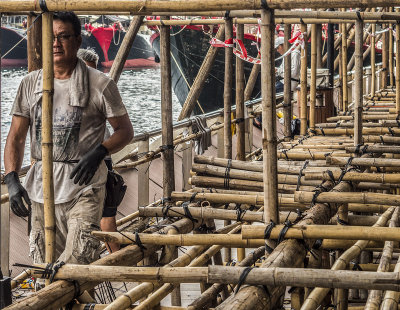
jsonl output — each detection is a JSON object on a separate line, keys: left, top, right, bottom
{"left": 382, "top": 16, "right": 389, "bottom": 90}
{"left": 313, "top": 127, "right": 400, "bottom": 136}
{"left": 396, "top": 8, "right": 400, "bottom": 114}
{"left": 310, "top": 23, "right": 317, "bottom": 131}
{"left": 305, "top": 170, "right": 400, "bottom": 184}
{"left": 261, "top": 8, "right": 279, "bottom": 226}
{"left": 160, "top": 16, "right": 175, "bottom": 198}
{"left": 364, "top": 207, "right": 399, "bottom": 310}
{"left": 353, "top": 18, "right": 363, "bottom": 146}
{"left": 109, "top": 16, "right": 144, "bottom": 83}
{"left": 27, "top": 13, "right": 42, "bottom": 72}
{"left": 236, "top": 23, "right": 245, "bottom": 161}
{"left": 389, "top": 7, "right": 394, "bottom": 87}
{"left": 41, "top": 12, "right": 56, "bottom": 278}
{"left": 327, "top": 156, "right": 400, "bottom": 168}
{"left": 295, "top": 191, "right": 400, "bottom": 207}
{"left": 223, "top": 17, "right": 233, "bottom": 161}
{"left": 283, "top": 23, "right": 292, "bottom": 139}
{"left": 381, "top": 249, "right": 400, "bottom": 310}
{"left": 341, "top": 15, "right": 348, "bottom": 111}
{"left": 244, "top": 64, "right": 261, "bottom": 102}
{"left": 301, "top": 207, "right": 395, "bottom": 310}
{"left": 300, "top": 22, "right": 308, "bottom": 135}
{"left": 4, "top": 0, "right": 400, "bottom": 12}
{"left": 178, "top": 25, "right": 225, "bottom": 120}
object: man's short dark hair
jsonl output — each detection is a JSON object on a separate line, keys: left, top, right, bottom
{"left": 53, "top": 11, "right": 81, "bottom": 36}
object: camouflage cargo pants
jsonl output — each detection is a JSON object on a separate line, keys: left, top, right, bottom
{"left": 29, "top": 186, "right": 105, "bottom": 264}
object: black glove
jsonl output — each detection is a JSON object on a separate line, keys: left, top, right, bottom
{"left": 70, "top": 144, "right": 109, "bottom": 185}
{"left": 4, "top": 171, "right": 31, "bottom": 217}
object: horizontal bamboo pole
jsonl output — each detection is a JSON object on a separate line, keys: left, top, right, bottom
{"left": 278, "top": 151, "right": 349, "bottom": 161}
{"left": 30, "top": 264, "right": 400, "bottom": 291}
{"left": 295, "top": 191, "right": 400, "bottom": 206}
{"left": 327, "top": 114, "right": 400, "bottom": 121}
{"left": 305, "top": 171, "right": 400, "bottom": 184}
{"left": 345, "top": 145, "right": 400, "bottom": 154}
{"left": 327, "top": 156, "right": 400, "bottom": 168}
{"left": 313, "top": 127, "right": 400, "bottom": 136}
{"left": 241, "top": 224, "right": 400, "bottom": 242}
{"left": 2, "top": 0, "right": 400, "bottom": 12}
{"left": 208, "top": 266, "right": 400, "bottom": 291}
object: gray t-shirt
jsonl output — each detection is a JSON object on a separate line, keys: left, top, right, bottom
{"left": 11, "top": 59, "right": 127, "bottom": 203}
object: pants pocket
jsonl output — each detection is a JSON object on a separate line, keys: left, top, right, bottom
{"left": 72, "top": 222, "right": 101, "bottom": 264}
{"left": 29, "top": 230, "right": 45, "bottom": 264}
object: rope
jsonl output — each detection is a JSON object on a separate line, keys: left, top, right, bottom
{"left": 296, "top": 160, "right": 309, "bottom": 191}
{"left": 224, "top": 159, "right": 232, "bottom": 189}
{"left": 234, "top": 267, "right": 254, "bottom": 294}
{"left": 263, "top": 220, "right": 276, "bottom": 254}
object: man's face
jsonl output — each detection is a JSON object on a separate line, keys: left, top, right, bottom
{"left": 276, "top": 44, "right": 284, "bottom": 55}
{"left": 53, "top": 20, "right": 82, "bottom": 66}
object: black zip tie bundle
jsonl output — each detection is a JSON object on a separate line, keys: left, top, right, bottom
{"left": 134, "top": 231, "right": 147, "bottom": 252}
{"left": 235, "top": 117, "right": 245, "bottom": 124}
{"left": 224, "top": 159, "right": 232, "bottom": 189}
{"left": 189, "top": 192, "right": 197, "bottom": 202}
{"left": 337, "top": 157, "right": 354, "bottom": 184}
{"left": 326, "top": 170, "right": 337, "bottom": 185}
{"left": 388, "top": 127, "right": 395, "bottom": 136}
{"left": 183, "top": 203, "right": 198, "bottom": 228}
{"left": 161, "top": 197, "right": 171, "bottom": 206}
{"left": 354, "top": 143, "right": 363, "bottom": 155}
{"left": 162, "top": 204, "right": 173, "bottom": 219}
{"left": 39, "top": 0, "right": 49, "bottom": 12}
{"left": 310, "top": 189, "right": 322, "bottom": 207}
{"left": 249, "top": 205, "right": 256, "bottom": 211}
{"left": 295, "top": 208, "right": 303, "bottom": 223}
{"left": 235, "top": 204, "right": 247, "bottom": 222}
{"left": 296, "top": 160, "right": 309, "bottom": 191}
{"left": 264, "top": 220, "right": 276, "bottom": 254}
{"left": 356, "top": 11, "right": 363, "bottom": 21}
{"left": 336, "top": 215, "right": 349, "bottom": 226}
{"left": 309, "top": 129, "right": 317, "bottom": 135}
{"left": 277, "top": 220, "right": 293, "bottom": 244}
{"left": 234, "top": 267, "right": 254, "bottom": 294}
{"left": 13, "top": 261, "right": 65, "bottom": 283}
{"left": 160, "top": 144, "right": 174, "bottom": 151}
{"left": 226, "top": 259, "right": 236, "bottom": 266}
{"left": 351, "top": 262, "right": 363, "bottom": 271}
{"left": 396, "top": 114, "right": 400, "bottom": 128}
{"left": 312, "top": 239, "right": 323, "bottom": 250}
{"left": 83, "top": 304, "right": 96, "bottom": 310}
{"left": 281, "top": 149, "right": 289, "bottom": 161}
{"left": 260, "top": 0, "right": 269, "bottom": 10}
{"left": 380, "top": 135, "right": 385, "bottom": 144}
{"left": 224, "top": 10, "right": 230, "bottom": 19}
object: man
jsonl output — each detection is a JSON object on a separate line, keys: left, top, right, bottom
{"left": 78, "top": 47, "right": 121, "bottom": 253}
{"left": 254, "top": 36, "right": 301, "bottom": 129}
{"left": 4, "top": 12, "right": 133, "bottom": 265}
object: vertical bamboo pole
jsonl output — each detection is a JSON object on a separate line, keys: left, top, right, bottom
{"left": 137, "top": 140, "right": 150, "bottom": 206}
{"left": 381, "top": 13, "right": 389, "bottom": 90}
{"left": 341, "top": 13, "right": 348, "bottom": 111}
{"left": 261, "top": 8, "right": 279, "bottom": 226}
{"left": 236, "top": 24, "right": 245, "bottom": 162}
{"left": 160, "top": 16, "right": 175, "bottom": 198}
{"left": 224, "top": 18, "right": 233, "bottom": 161}
{"left": 236, "top": 23, "right": 245, "bottom": 262}
{"left": 27, "top": 13, "right": 42, "bottom": 72}
{"left": 283, "top": 23, "right": 292, "bottom": 139}
{"left": 327, "top": 13, "right": 334, "bottom": 88}
{"left": 110, "top": 16, "right": 144, "bottom": 83}
{"left": 41, "top": 12, "right": 55, "bottom": 280}
{"left": 354, "top": 19, "right": 363, "bottom": 146}
{"left": 300, "top": 23, "right": 308, "bottom": 135}
{"left": 396, "top": 8, "right": 400, "bottom": 114}
{"left": 310, "top": 23, "right": 317, "bottom": 131}
{"left": 338, "top": 37, "right": 343, "bottom": 112}
{"left": 370, "top": 9, "right": 376, "bottom": 97}
{"left": 244, "top": 64, "right": 260, "bottom": 102}
{"left": 389, "top": 7, "right": 394, "bottom": 87}
{"left": 223, "top": 18, "right": 233, "bottom": 263}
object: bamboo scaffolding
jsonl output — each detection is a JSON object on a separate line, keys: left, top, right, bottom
{"left": 283, "top": 23, "right": 292, "bottom": 138}
{"left": 396, "top": 8, "right": 400, "bottom": 114}
{"left": 371, "top": 10, "right": 376, "bottom": 97}
{"left": 236, "top": 23, "right": 245, "bottom": 162}
{"left": 301, "top": 207, "right": 395, "bottom": 310}
{"left": 224, "top": 18, "right": 233, "bottom": 162}
{"left": 353, "top": 19, "right": 363, "bottom": 145}
{"left": 327, "top": 156, "right": 400, "bottom": 168}
{"left": 41, "top": 12, "right": 56, "bottom": 276}
{"left": 305, "top": 170, "right": 400, "bottom": 184}
{"left": 341, "top": 17, "right": 348, "bottom": 111}
{"left": 310, "top": 23, "right": 317, "bottom": 131}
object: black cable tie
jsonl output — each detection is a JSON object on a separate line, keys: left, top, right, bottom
{"left": 224, "top": 10, "right": 230, "bottom": 19}
{"left": 235, "top": 117, "right": 245, "bottom": 124}
{"left": 183, "top": 203, "right": 198, "bottom": 225}
{"left": 388, "top": 127, "right": 395, "bottom": 136}
{"left": 296, "top": 160, "right": 309, "bottom": 191}
{"left": 326, "top": 170, "right": 337, "bottom": 185}
{"left": 354, "top": 143, "right": 363, "bottom": 155}
{"left": 235, "top": 204, "right": 246, "bottom": 222}
{"left": 310, "top": 189, "right": 321, "bottom": 207}
{"left": 135, "top": 231, "right": 147, "bottom": 252}
{"left": 189, "top": 192, "right": 197, "bottom": 202}
{"left": 260, "top": 0, "right": 269, "bottom": 10}
{"left": 309, "top": 129, "right": 317, "bottom": 135}
{"left": 294, "top": 208, "right": 303, "bottom": 223}
{"left": 71, "top": 280, "right": 81, "bottom": 300}
{"left": 351, "top": 262, "right": 363, "bottom": 271}
{"left": 396, "top": 114, "right": 400, "bottom": 128}
{"left": 356, "top": 11, "right": 363, "bottom": 21}
{"left": 264, "top": 220, "right": 276, "bottom": 253}
{"left": 162, "top": 204, "right": 173, "bottom": 219}
{"left": 234, "top": 267, "right": 254, "bottom": 294}
{"left": 277, "top": 220, "right": 292, "bottom": 244}
{"left": 49, "top": 261, "right": 65, "bottom": 283}
{"left": 312, "top": 239, "right": 323, "bottom": 250}
{"left": 319, "top": 127, "right": 326, "bottom": 136}
{"left": 161, "top": 144, "right": 174, "bottom": 151}
{"left": 336, "top": 215, "right": 349, "bottom": 226}
{"left": 224, "top": 159, "right": 232, "bottom": 189}
{"left": 380, "top": 135, "right": 385, "bottom": 144}
{"left": 39, "top": 0, "right": 49, "bottom": 12}
{"left": 361, "top": 145, "right": 368, "bottom": 155}
{"left": 83, "top": 304, "right": 96, "bottom": 310}
{"left": 281, "top": 149, "right": 289, "bottom": 161}
{"left": 300, "top": 17, "right": 305, "bottom": 25}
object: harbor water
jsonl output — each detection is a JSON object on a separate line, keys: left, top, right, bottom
{"left": 0, "top": 67, "right": 181, "bottom": 169}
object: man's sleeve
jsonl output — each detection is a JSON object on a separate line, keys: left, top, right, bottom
{"left": 276, "top": 60, "right": 284, "bottom": 78}
{"left": 10, "top": 79, "right": 30, "bottom": 119}
{"left": 102, "top": 79, "right": 128, "bottom": 118}
{"left": 291, "top": 51, "right": 301, "bottom": 79}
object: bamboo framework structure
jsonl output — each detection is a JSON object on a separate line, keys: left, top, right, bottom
{"left": 3, "top": 2, "right": 400, "bottom": 310}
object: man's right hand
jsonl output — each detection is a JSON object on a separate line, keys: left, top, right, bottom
{"left": 4, "top": 171, "right": 31, "bottom": 217}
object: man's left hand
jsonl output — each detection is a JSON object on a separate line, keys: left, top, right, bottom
{"left": 70, "top": 144, "right": 109, "bottom": 185}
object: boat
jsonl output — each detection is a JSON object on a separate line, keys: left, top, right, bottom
{"left": 150, "top": 24, "right": 265, "bottom": 115}
{"left": 1, "top": 26, "right": 27, "bottom": 67}
{"left": 82, "top": 16, "right": 158, "bottom": 68}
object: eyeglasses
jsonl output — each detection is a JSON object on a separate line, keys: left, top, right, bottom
{"left": 53, "top": 34, "right": 76, "bottom": 43}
